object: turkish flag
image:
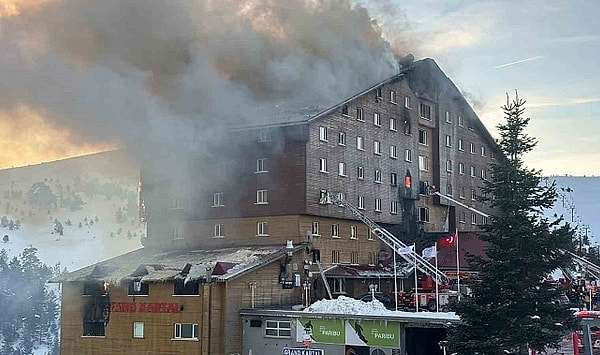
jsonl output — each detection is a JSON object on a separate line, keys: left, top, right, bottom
{"left": 439, "top": 233, "right": 456, "bottom": 247}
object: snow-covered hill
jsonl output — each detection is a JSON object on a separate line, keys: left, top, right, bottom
{"left": 0, "top": 151, "right": 142, "bottom": 271}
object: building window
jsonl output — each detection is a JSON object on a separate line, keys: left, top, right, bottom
{"left": 368, "top": 252, "right": 378, "bottom": 266}
{"left": 341, "top": 105, "right": 349, "bottom": 116}
{"left": 368, "top": 230, "right": 375, "bottom": 241}
{"left": 459, "top": 187, "right": 465, "bottom": 199}
{"left": 491, "top": 151, "right": 495, "bottom": 160}
{"left": 471, "top": 213, "right": 477, "bottom": 225}
{"left": 374, "top": 169, "right": 382, "bottom": 183}
{"left": 356, "top": 107, "right": 364, "bottom": 121}
{"left": 331, "top": 251, "right": 341, "bottom": 265}
{"left": 357, "top": 136, "right": 364, "bottom": 150}
{"left": 133, "top": 322, "right": 144, "bottom": 339}
{"left": 446, "top": 160, "right": 453, "bottom": 172}
{"left": 390, "top": 201, "right": 398, "bottom": 214}
{"left": 338, "top": 132, "right": 346, "bottom": 146}
{"left": 390, "top": 90, "right": 397, "bottom": 104}
{"left": 404, "top": 96, "right": 411, "bottom": 109}
{"left": 350, "top": 225, "right": 357, "bottom": 239}
{"left": 258, "top": 129, "right": 270, "bottom": 142}
{"left": 257, "top": 222, "right": 269, "bottom": 236}
{"left": 319, "top": 126, "right": 328, "bottom": 141}
{"left": 374, "top": 140, "right": 381, "bottom": 155}
{"left": 172, "top": 226, "right": 182, "bottom": 240}
{"left": 418, "top": 207, "right": 430, "bottom": 223}
{"left": 256, "top": 189, "right": 268, "bottom": 204}
{"left": 419, "top": 103, "right": 432, "bottom": 120}
{"left": 174, "top": 323, "right": 199, "bottom": 340}
{"left": 213, "top": 192, "right": 224, "bottom": 207}
{"left": 357, "top": 196, "right": 365, "bottom": 210}
{"left": 174, "top": 280, "right": 199, "bottom": 295}
{"left": 214, "top": 224, "right": 224, "bottom": 238}
{"left": 373, "top": 112, "right": 381, "bottom": 127}
{"left": 458, "top": 115, "right": 464, "bottom": 127}
{"left": 390, "top": 172, "right": 398, "bottom": 186}
{"left": 459, "top": 211, "right": 466, "bottom": 223}
{"left": 458, "top": 139, "right": 464, "bottom": 151}
{"left": 256, "top": 158, "right": 267, "bottom": 173}
{"left": 470, "top": 166, "right": 476, "bottom": 177}
{"left": 83, "top": 322, "right": 105, "bottom": 337}
{"left": 312, "top": 221, "right": 320, "bottom": 236}
{"left": 445, "top": 135, "right": 452, "bottom": 148}
{"left": 357, "top": 166, "right": 364, "bottom": 180}
{"left": 418, "top": 129, "right": 428, "bottom": 145}
{"left": 482, "top": 216, "right": 488, "bottom": 224}
{"left": 470, "top": 142, "right": 476, "bottom": 154}
{"left": 481, "top": 145, "right": 487, "bottom": 157}
{"left": 265, "top": 321, "right": 292, "bottom": 338}
{"left": 471, "top": 189, "right": 477, "bottom": 201}
{"left": 405, "top": 149, "right": 412, "bottom": 162}
{"left": 481, "top": 168, "right": 487, "bottom": 180}
{"left": 332, "top": 277, "right": 345, "bottom": 292}
{"left": 374, "top": 198, "right": 382, "bottom": 212}
{"left": 331, "top": 224, "right": 339, "bottom": 238}
{"left": 338, "top": 162, "right": 347, "bottom": 176}
{"left": 319, "top": 158, "right": 328, "bottom": 173}
{"left": 350, "top": 251, "right": 360, "bottom": 265}
{"left": 389, "top": 117, "right": 397, "bottom": 131}
{"left": 419, "top": 155, "right": 429, "bottom": 171}
{"left": 128, "top": 281, "right": 149, "bottom": 296}
{"left": 376, "top": 86, "right": 383, "bottom": 99}
{"left": 404, "top": 119, "right": 411, "bottom": 135}
{"left": 445, "top": 111, "right": 452, "bottom": 123}
{"left": 389, "top": 145, "right": 398, "bottom": 159}
{"left": 458, "top": 163, "right": 465, "bottom": 175}
{"left": 446, "top": 184, "right": 453, "bottom": 196}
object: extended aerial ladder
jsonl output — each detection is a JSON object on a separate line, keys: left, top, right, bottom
{"left": 321, "top": 190, "right": 449, "bottom": 284}
{"left": 432, "top": 190, "right": 600, "bottom": 281}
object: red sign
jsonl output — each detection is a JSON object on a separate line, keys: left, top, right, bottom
{"left": 110, "top": 302, "right": 181, "bottom": 313}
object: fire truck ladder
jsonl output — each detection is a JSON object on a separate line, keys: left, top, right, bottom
{"left": 323, "top": 191, "right": 449, "bottom": 284}
{"left": 433, "top": 191, "right": 600, "bottom": 281}
{"left": 569, "top": 252, "right": 600, "bottom": 280}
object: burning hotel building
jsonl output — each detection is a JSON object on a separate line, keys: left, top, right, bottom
{"left": 54, "top": 58, "right": 499, "bottom": 354}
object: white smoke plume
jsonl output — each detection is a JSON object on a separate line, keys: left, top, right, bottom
{"left": 0, "top": 0, "right": 400, "bottom": 167}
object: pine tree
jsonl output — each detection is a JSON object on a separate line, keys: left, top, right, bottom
{"left": 447, "top": 93, "right": 578, "bottom": 354}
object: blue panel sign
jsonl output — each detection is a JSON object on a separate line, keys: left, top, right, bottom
{"left": 282, "top": 347, "right": 324, "bottom": 355}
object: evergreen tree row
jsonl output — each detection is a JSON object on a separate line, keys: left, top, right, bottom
{"left": 0, "top": 247, "right": 61, "bottom": 355}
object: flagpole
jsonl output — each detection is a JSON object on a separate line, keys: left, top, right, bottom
{"left": 456, "top": 228, "right": 461, "bottom": 301}
{"left": 414, "top": 243, "right": 419, "bottom": 312}
{"left": 435, "top": 241, "right": 439, "bottom": 312}
{"left": 394, "top": 247, "right": 398, "bottom": 311}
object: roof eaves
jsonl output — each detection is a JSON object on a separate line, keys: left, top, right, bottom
{"left": 214, "top": 245, "right": 307, "bottom": 282}
{"left": 307, "top": 73, "right": 407, "bottom": 124}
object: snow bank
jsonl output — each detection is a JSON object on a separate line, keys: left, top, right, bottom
{"left": 305, "top": 296, "right": 460, "bottom": 320}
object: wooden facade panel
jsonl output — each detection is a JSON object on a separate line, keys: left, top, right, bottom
{"left": 61, "top": 282, "right": 206, "bottom": 354}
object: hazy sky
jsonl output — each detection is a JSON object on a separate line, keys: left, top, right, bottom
{"left": 363, "top": 0, "right": 600, "bottom": 176}
{"left": 1, "top": 0, "right": 598, "bottom": 176}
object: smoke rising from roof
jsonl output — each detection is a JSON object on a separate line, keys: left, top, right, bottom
{"left": 0, "top": 0, "right": 399, "bottom": 169}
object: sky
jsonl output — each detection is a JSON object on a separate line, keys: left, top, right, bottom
{"left": 362, "top": 0, "right": 600, "bottom": 176}
{"left": 0, "top": 0, "right": 599, "bottom": 176}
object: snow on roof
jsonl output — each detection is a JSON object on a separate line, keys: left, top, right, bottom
{"left": 51, "top": 245, "right": 299, "bottom": 284}
{"left": 305, "top": 296, "right": 460, "bottom": 321}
